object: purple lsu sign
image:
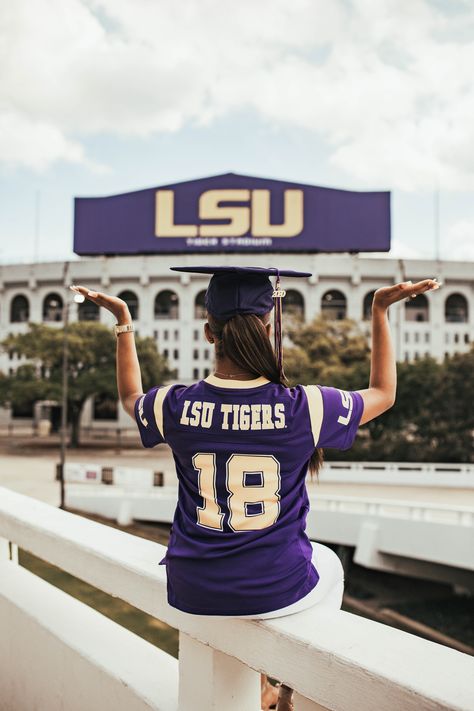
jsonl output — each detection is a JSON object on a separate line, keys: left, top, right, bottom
{"left": 73, "top": 172, "right": 390, "bottom": 255}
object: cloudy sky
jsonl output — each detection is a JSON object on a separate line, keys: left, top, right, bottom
{"left": 1, "top": 0, "right": 473, "bottom": 264}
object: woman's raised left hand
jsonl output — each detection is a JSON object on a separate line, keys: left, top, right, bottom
{"left": 69, "top": 284, "right": 131, "bottom": 322}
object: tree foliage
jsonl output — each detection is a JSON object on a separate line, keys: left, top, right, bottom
{"left": 284, "top": 314, "right": 370, "bottom": 388}
{"left": 0, "top": 321, "right": 172, "bottom": 446}
{"left": 283, "top": 315, "right": 473, "bottom": 463}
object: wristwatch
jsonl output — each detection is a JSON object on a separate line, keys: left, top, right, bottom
{"left": 114, "top": 322, "right": 134, "bottom": 337}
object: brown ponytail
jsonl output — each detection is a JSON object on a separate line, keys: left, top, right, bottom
{"left": 208, "top": 312, "right": 324, "bottom": 481}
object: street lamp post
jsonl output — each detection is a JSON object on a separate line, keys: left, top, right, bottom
{"left": 57, "top": 262, "right": 70, "bottom": 509}
{"left": 57, "top": 261, "right": 85, "bottom": 509}
{"left": 59, "top": 273, "right": 69, "bottom": 509}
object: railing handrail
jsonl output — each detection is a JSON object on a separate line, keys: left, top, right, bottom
{"left": 324, "top": 461, "right": 474, "bottom": 471}
{"left": 66, "top": 480, "right": 474, "bottom": 517}
{"left": 1, "top": 486, "right": 473, "bottom": 710}
{"left": 309, "top": 493, "right": 474, "bottom": 516}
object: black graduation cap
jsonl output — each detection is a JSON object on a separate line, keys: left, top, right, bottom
{"left": 170, "top": 265, "right": 312, "bottom": 379}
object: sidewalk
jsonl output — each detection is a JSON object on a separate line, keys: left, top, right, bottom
{"left": 1, "top": 439, "right": 473, "bottom": 506}
{"left": 0, "top": 439, "right": 176, "bottom": 505}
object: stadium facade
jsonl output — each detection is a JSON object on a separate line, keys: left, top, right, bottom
{"left": 0, "top": 252, "right": 471, "bottom": 430}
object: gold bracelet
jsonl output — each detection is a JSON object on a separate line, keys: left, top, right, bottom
{"left": 114, "top": 323, "right": 134, "bottom": 336}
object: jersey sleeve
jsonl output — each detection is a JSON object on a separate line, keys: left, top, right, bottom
{"left": 134, "top": 385, "right": 172, "bottom": 448}
{"left": 301, "top": 384, "right": 364, "bottom": 450}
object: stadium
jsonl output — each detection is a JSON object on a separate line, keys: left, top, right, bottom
{"left": 1, "top": 173, "right": 472, "bottom": 433}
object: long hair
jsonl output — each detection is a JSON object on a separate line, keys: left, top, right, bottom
{"left": 207, "top": 311, "right": 324, "bottom": 480}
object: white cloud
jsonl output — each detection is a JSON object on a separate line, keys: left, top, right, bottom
{"left": 361, "top": 220, "right": 474, "bottom": 262}
{"left": 0, "top": 111, "right": 106, "bottom": 172}
{"left": 444, "top": 219, "right": 474, "bottom": 260}
{"left": 360, "top": 238, "right": 426, "bottom": 260}
{"left": 1, "top": 0, "right": 474, "bottom": 189}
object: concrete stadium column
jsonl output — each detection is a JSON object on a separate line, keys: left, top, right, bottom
{"left": 29, "top": 281, "right": 43, "bottom": 323}
{"left": 305, "top": 273, "right": 320, "bottom": 322}
{"left": 99, "top": 272, "right": 112, "bottom": 329}
{"left": 178, "top": 274, "right": 194, "bottom": 380}
{"left": 470, "top": 283, "right": 474, "bottom": 347}
{"left": 138, "top": 276, "right": 154, "bottom": 338}
{"left": 0, "top": 277, "right": 3, "bottom": 330}
{"left": 24, "top": 271, "right": 38, "bottom": 322}
{"left": 391, "top": 262, "right": 405, "bottom": 362}
{"left": 348, "top": 259, "right": 362, "bottom": 321}
{"left": 428, "top": 284, "right": 444, "bottom": 362}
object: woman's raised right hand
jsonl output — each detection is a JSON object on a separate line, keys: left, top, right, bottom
{"left": 373, "top": 278, "right": 441, "bottom": 310}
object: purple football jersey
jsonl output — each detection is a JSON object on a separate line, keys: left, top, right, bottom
{"left": 134, "top": 373, "right": 364, "bottom": 615}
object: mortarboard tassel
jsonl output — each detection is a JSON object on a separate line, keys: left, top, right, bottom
{"left": 272, "top": 269, "right": 286, "bottom": 382}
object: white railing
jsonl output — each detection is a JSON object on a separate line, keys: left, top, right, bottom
{"left": 311, "top": 494, "right": 474, "bottom": 526}
{"left": 0, "top": 486, "right": 473, "bottom": 711}
{"left": 63, "top": 459, "right": 474, "bottom": 489}
{"left": 326, "top": 461, "right": 474, "bottom": 474}
{"left": 306, "top": 494, "right": 474, "bottom": 580}
{"left": 319, "top": 460, "right": 474, "bottom": 488}
{"left": 65, "top": 483, "right": 474, "bottom": 581}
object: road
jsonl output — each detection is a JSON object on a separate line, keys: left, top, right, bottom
{"left": 1, "top": 444, "right": 473, "bottom": 507}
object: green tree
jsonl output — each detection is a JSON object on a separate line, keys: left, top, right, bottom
{"left": 283, "top": 315, "right": 473, "bottom": 463}
{"left": 0, "top": 322, "right": 172, "bottom": 447}
{"left": 422, "top": 349, "right": 474, "bottom": 462}
{"left": 363, "top": 355, "right": 443, "bottom": 461}
{"left": 284, "top": 314, "right": 370, "bottom": 387}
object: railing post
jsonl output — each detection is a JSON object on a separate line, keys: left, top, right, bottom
{"left": 0, "top": 536, "right": 17, "bottom": 563}
{"left": 178, "top": 631, "right": 260, "bottom": 711}
{"left": 293, "top": 692, "right": 331, "bottom": 711}
{"left": 115, "top": 428, "right": 122, "bottom": 454}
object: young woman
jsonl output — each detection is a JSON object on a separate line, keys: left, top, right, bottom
{"left": 70, "top": 268, "right": 440, "bottom": 711}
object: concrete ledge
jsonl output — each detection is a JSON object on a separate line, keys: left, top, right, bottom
{"left": 0, "top": 560, "right": 178, "bottom": 711}
{"left": 1, "top": 486, "right": 474, "bottom": 711}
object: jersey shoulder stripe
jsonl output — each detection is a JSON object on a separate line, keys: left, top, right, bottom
{"left": 300, "top": 384, "right": 324, "bottom": 447}
{"left": 153, "top": 383, "right": 175, "bottom": 438}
